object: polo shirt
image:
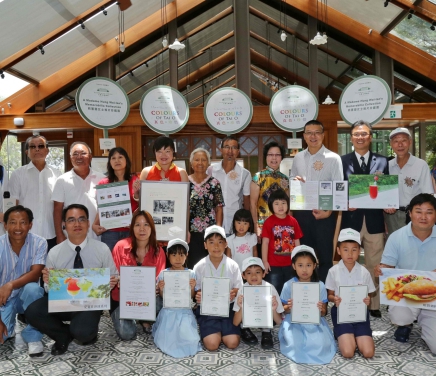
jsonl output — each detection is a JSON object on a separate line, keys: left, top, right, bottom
{"left": 381, "top": 222, "right": 436, "bottom": 271}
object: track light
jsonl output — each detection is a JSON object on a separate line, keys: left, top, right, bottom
{"left": 384, "top": 0, "right": 389, "bottom": 7}
{"left": 78, "top": 20, "right": 85, "bottom": 29}
{"left": 280, "top": 30, "right": 287, "bottom": 41}
{"left": 38, "top": 45, "right": 45, "bottom": 55}
{"left": 145, "top": 62, "right": 149, "bottom": 67}
{"left": 335, "top": 58, "right": 339, "bottom": 64}
{"left": 100, "top": 7, "right": 107, "bottom": 16}
{"left": 431, "top": 21, "right": 436, "bottom": 31}
{"left": 130, "top": 71, "right": 134, "bottom": 77}
{"left": 408, "top": 10, "right": 414, "bottom": 20}
{"left": 0, "top": 70, "right": 4, "bottom": 79}
{"left": 162, "top": 36, "right": 168, "bottom": 48}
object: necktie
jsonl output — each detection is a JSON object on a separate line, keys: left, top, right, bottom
{"left": 74, "top": 246, "right": 84, "bottom": 269}
{"left": 360, "top": 156, "right": 367, "bottom": 171}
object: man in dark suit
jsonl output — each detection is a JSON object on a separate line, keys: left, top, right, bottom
{"left": 341, "top": 120, "right": 389, "bottom": 318}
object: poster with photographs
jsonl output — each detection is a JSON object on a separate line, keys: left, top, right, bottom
{"left": 96, "top": 181, "right": 132, "bottom": 229}
{"left": 140, "top": 181, "right": 189, "bottom": 241}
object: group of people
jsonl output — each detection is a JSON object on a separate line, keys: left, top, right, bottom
{"left": 0, "top": 119, "right": 435, "bottom": 363}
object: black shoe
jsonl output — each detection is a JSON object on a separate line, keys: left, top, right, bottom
{"left": 82, "top": 336, "right": 98, "bottom": 346}
{"left": 261, "top": 331, "right": 274, "bottom": 349}
{"left": 51, "top": 342, "right": 70, "bottom": 356}
{"left": 370, "top": 309, "right": 382, "bottom": 318}
{"left": 240, "top": 328, "right": 258, "bottom": 344}
{"left": 394, "top": 326, "right": 412, "bottom": 343}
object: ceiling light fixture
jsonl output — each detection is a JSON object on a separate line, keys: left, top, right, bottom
{"left": 408, "top": 10, "right": 414, "bottom": 20}
{"left": 431, "top": 21, "right": 436, "bottom": 31}
{"left": 384, "top": 0, "right": 389, "bottom": 7}
{"left": 101, "top": 6, "right": 107, "bottom": 16}
{"left": 169, "top": 38, "right": 185, "bottom": 50}
{"left": 0, "top": 70, "right": 4, "bottom": 79}
{"left": 38, "top": 45, "right": 45, "bottom": 55}
{"left": 322, "top": 95, "right": 335, "bottom": 105}
{"left": 309, "top": 32, "right": 327, "bottom": 45}
{"left": 335, "top": 58, "right": 339, "bottom": 64}
{"left": 280, "top": 30, "right": 287, "bottom": 41}
{"left": 162, "top": 36, "right": 168, "bottom": 48}
{"left": 119, "top": 43, "right": 125, "bottom": 52}
{"left": 145, "top": 62, "right": 149, "bottom": 67}
{"left": 78, "top": 20, "right": 85, "bottom": 29}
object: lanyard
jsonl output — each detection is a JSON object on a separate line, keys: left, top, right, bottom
{"left": 209, "top": 262, "right": 225, "bottom": 277}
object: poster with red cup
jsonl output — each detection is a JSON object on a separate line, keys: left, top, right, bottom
{"left": 348, "top": 174, "right": 399, "bottom": 209}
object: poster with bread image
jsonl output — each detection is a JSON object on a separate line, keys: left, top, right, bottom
{"left": 380, "top": 269, "right": 436, "bottom": 310}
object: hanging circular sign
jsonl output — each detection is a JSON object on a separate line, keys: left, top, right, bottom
{"left": 76, "top": 77, "right": 130, "bottom": 129}
{"left": 140, "top": 86, "right": 189, "bottom": 135}
{"left": 269, "top": 85, "right": 319, "bottom": 132}
{"left": 204, "top": 87, "right": 253, "bottom": 134}
{"left": 339, "top": 75, "right": 392, "bottom": 126}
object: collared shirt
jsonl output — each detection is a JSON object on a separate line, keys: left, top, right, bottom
{"left": 207, "top": 161, "right": 251, "bottom": 233}
{"left": 67, "top": 238, "right": 88, "bottom": 252}
{"left": 193, "top": 254, "right": 243, "bottom": 303}
{"left": 381, "top": 222, "right": 436, "bottom": 271}
{"left": 233, "top": 280, "right": 284, "bottom": 314}
{"left": 325, "top": 260, "right": 376, "bottom": 296}
{"left": 388, "top": 153, "right": 434, "bottom": 206}
{"left": 0, "top": 232, "right": 47, "bottom": 306}
{"left": 354, "top": 151, "right": 370, "bottom": 167}
{"left": 8, "top": 162, "right": 61, "bottom": 239}
{"left": 291, "top": 145, "right": 344, "bottom": 182}
{"left": 52, "top": 168, "right": 105, "bottom": 240}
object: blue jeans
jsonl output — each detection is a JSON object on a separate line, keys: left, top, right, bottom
{"left": 264, "top": 265, "right": 293, "bottom": 296}
{"left": 102, "top": 230, "right": 130, "bottom": 252}
{"left": 1, "top": 283, "right": 44, "bottom": 343}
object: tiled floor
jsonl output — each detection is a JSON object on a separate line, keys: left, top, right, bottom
{"left": 1, "top": 306, "right": 435, "bottom": 376}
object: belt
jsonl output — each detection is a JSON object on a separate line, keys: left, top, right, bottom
{"left": 398, "top": 206, "right": 407, "bottom": 212}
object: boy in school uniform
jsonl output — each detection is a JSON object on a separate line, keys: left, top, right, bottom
{"left": 325, "top": 228, "right": 375, "bottom": 359}
{"left": 194, "top": 225, "right": 243, "bottom": 351}
{"left": 233, "top": 257, "right": 284, "bottom": 349}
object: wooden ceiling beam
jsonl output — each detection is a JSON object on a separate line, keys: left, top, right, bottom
{"left": 391, "top": 0, "right": 435, "bottom": 24}
{"left": 46, "top": 98, "right": 75, "bottom": 113}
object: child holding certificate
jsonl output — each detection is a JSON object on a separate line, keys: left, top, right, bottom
{"left": 233, "top": 257, "right": 284, "bottom": 349}
{"left": 325, "top": 228, "right": 375, "bottom": 359}
{"left": 279, "top": 245, "right": 336, "bottom": 364}
{"left": 226, "top": 209, "right": 258, "bottom": 270}
{"left": 261, "top": 189, "right": 303, "bottom": 294}
{"left": 194, "top": 225, "right": 243, "bottom": 351}
{"left": 152, "top": 239, "right": 201, "bottom": 358}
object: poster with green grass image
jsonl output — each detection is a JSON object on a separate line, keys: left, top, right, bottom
{"left": 348, "top": 175, "right": 398, "bottom": 209}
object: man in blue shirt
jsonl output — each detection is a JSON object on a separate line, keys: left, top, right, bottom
{"left": 0, "top": 205, "right": 47, "bottom": 357}
{"left": 375, "top": 193, "right": 436, "bottom": 353}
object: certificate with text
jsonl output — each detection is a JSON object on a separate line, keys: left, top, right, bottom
{"left": 119, "top": 266, "right": 156, "bottom": 321}
{"left": 200, "top": 277, "right": 230, "bottom": 317}
{"left": 163, "top": 270, "right": 192, "bottom": 309}
{"left": 242, "top": 285, "right": 273, "bottom": 328}
{"left": 338, "top": 285, "right": 368, "bottom": 324}
{"left": 291, "top": 282, "right": 320, "bottom": 324}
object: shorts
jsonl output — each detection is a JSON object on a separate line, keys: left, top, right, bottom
{"left": 195, "top": 303, "right": 241, "bottom": 339}
{"left": 331, "top": 305, "right": 372, "bottom": 338}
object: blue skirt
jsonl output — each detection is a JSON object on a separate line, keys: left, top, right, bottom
{"left": 152, "top": 308, "right": 201, "bottom": 358}
{"left": 279, "top": 314, "right": 337, "bottom": 364}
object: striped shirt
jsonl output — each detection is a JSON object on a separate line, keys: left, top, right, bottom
{"left": 0, "top": 232, "right": 47, "bottom": 306}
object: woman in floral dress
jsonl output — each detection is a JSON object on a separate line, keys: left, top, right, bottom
{"left": 187, "top": 148, "right": 224, "bottom": 268}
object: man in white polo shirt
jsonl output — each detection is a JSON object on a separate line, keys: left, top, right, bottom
{"left": 207, "top": 136, "right": 251, "bottom": 235}
{"left": 385, "top": 128, "right": 433, "bottom": 235}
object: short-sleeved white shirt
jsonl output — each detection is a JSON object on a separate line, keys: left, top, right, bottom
{"left": 290, "top": 145, "right": 343, "bottom": 182}
{"left": 9, "top": 162, "right": 61, "bottom": 239}
{"left": 325, "top": 260, "right": 375, "bottom": 296}
{"left": 207, "top": 162, "right": 251, "bottom": 234}
{"left": 233, "top": 280, "right": 284, "bottom": 314}
{"left": 52, "top": 168, "right": 105, "bottom": 240}
{"left": 193, "top": 254, "right": 243, "bottom": 303}
{"left": 388, "top": 153, "right": 434, "bottom": 206}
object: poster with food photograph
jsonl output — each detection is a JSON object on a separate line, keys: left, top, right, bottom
{"left": 380, "top": 269, "right": 436, "bottom": 310}
{"left": 348, "top": 175, "right": 399, "bottom": 209}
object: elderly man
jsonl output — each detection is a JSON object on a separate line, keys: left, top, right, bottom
{"left": 52, "top": 142, "right": 104, "bottom": 243}
{"left": 25, "top": 204, "right": 118, "bottom": 356}
{"left": 8, "top": 135, "right": 61, "bottom": 250}
{"left": 0, "top": 205, "right": 46, "bottom": 357}
{"left": 385, "top": 128, "right": 433, "bottom": 234}
{"left": 291, "top": 120, "right": 343, "bottom": 282}
{"left": 375, "top": 194, "right": 436, "bottom": 353}
{"left": 207, "top": 136, "right": 251, "bottom": 235}
{"left": 341, "top": 120, "right": 389, "bottom": 318}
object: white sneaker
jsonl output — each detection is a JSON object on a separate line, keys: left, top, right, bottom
{"left": 28, "top": 341, "right": 44, "bottom": 357}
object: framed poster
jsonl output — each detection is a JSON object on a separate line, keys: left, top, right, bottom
{"left": 140, "top": 181, "right": 189, "bottom": 241}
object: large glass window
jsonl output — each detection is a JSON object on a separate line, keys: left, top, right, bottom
{"left": 338, "top": 130, "right": 393, "bottom": 157}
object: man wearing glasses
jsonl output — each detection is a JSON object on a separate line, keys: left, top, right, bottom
{"left": 8, "top": 135, "right": 61, "bottom": 251}
{"left": 25, "top": 204, "right": 118, "bottom": 356}
{"left": 52, "top": 142, "right": 104, "bottom": 244}
{"left": 341, "top": 120, "right": 389, "bottom": 318}
{"left": 291, "top": 120, "right": 343, "bottom": 282}
{"left": 207, "top": 136, "right": 251, "bottom": 235}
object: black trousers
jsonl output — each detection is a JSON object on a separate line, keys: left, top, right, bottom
{"left": 292, "top": 210, "right": 337, "bottom": 283}
{"left": 25, "top": 295, "right": 101, "bottom": 345}
{"left": 187, "top": 231, "right": 209, "bottom": 270}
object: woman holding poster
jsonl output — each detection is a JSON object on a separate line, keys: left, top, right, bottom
{"left": 111, "top": 210, "right": 166, "bottom": 338}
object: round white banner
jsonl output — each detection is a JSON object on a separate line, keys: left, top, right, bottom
{"left": 140, "top": 86, "right": 189, "bottom": 134}
{"left": 76, "top": 77, "right": 130, "bottom": 129}
{"left": 269, "top": 85, "right": 319, "bottom": 132}
{"left": 204, "top": 87, "right": 253, "bottom": 134}
{"left": 339, "top": 75, "right": 392, "bottom": 126}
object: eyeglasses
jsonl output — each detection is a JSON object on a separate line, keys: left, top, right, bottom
{"left": 65, "top": 217, "right": 88, "bottom": 224}
{"left": 28, "top": 144, "right": 46, "bottom": 150}
{"left": 304, "top": 131, "right": 323, "bottom": 136}
{"left": 71, "top": 152, "right": 89, "bottom": 158}
{"left": 267, "top": 154, "right": 282, "bottom": 158}
{"left": 351, "top": 132, "right": 370, "bottom": 138}
{"left": 222, "top": 146, "right": 239, "bottom": 151}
